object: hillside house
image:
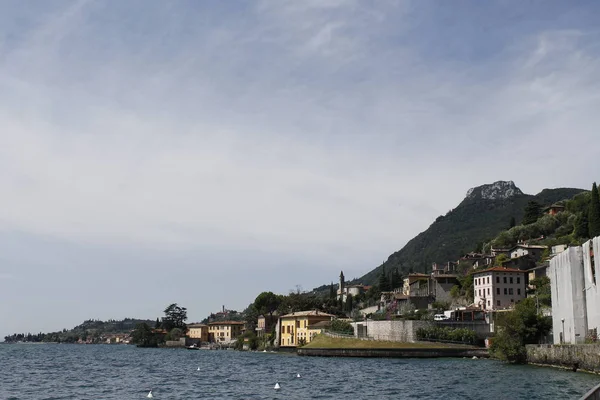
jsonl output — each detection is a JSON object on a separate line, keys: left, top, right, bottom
{"left": 543, "top": 204, "right": 565, "bottom": 216}
{"left": 402, "top": 273, "right": 430, "bottom": 296}
{"left": 509, "top": 244, "right": 547, "bottom": 262}
{"left": 473, "top": 266, "right": 528, "bottom": 310}
{"left": 337, "top": 271, "right": 367, "bottom": 302}
{"left": 256, "top": 314, "right": 278, "bottom": 338}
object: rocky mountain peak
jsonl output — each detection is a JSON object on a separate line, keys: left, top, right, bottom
{"left": 465, "top": 181, "right": 524, "bottom": 201}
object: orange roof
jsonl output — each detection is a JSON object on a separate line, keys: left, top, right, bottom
{"left": 474, "top": 266, "right": 527, "bottom": 274}
{"left": 207, "top": 321, "right": 244, "bottom": 325}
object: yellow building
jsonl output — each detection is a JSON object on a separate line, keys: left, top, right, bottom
{"left": 187, "top": 323, "right": 209, "bottom": 342}
{"left": 279, "top": 310, "right": 334, "bottom": 347}
{"left": 208, "top": 321, "right": 244, "bottom": 343}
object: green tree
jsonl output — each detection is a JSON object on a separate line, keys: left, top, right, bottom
{"left": 390, "top": 268, "right": 402, "bottom": 290}
{"left": 490, "top": 298, "right": 552, "bottom": 363}
{"left": 162, "top": 303, "right": 188, "bottom": 332}
{"left": 378, "top": 267, "right": 391, "bottom": 292}
{"left": 329, "top": 282, "right": 335, "bottom": 299}
{"left": 589, "top": 182, "right": 600, "bottom": 238}
{"left": 509, "top": 216, "right": 516, "bottom": 229}
{"left": 530, "top": 276, "right": 551, "bottom": 308}
{"left": 522, "top": 201, "right": 542, "bottom": 225}
{"left": 131, "top": 323, "right": 159, "bottom": 348}
{"left": 253, "top": 292, "right": 281, "bottom": 320}
{"left": 574, "top": 211, "right": 590, "bottom": 239}
{"left": 345, "top": 294, "right": 353, "bottom": 313}
{"left": 154, "top": 318, "right": 161, "bottom": 329}
{"left": 330, "top": 319, "right": 354, "bottom": 335}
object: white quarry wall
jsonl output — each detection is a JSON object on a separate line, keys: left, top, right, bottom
{"left": 583, "top": 237, "right": 600, "bottom": 337}
{"left": 550, "top": 247, "right": 587, "bottom": 344}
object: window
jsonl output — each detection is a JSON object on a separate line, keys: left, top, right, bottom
{"left": 487, "top": 288, "right": 490, "bottom": 295}
{"left": 517, "top": 288, "right": 521, "bottom": 295}
{"left": 478, "top": 289, "right": 481, "bottom": 297}
{"left": 517, "top": 277, "right": 520, "bottom": 284}
{"left": 510, "top": 277, "right": 513, "bottom": 284}
{"left": 487, "top": 300, "right": 490, "bottom": 306}
{"left": 503, "top": 277, "right": 507, "bottom": 284}
{"left": 496, "top": 288, "right": 500, "bottom": 295}
{"left": 509, "top": 288, "right": 514, "bottom": 295}
{"left": 496, "top": 276, "right": 500, "bottom": 283}
{"left": 496, "top": 300, "right": 500, "bottom": 306}
{"left": 487, "top": 277, "right": 490, "bottom": 284}
{"left": 511, "top": 299, "right": 514, "bottom": 303}
{"left": 504, "top": 288, "right": 507, "bottom": 295}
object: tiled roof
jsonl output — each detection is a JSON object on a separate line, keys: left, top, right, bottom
{"left": 207, "top": 321, "right": 245, "bottom": 325}
{"left": 280, "top": 310, "right": 334, "bottom": 318}
{"left": 474, "top": 266, "right": 527, "bottom": 274}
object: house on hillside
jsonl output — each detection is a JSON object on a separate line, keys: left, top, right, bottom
{"left": 337, "top": 271, "right": 367, "bottom": 302}
{"left": 509, "top": 244, "right": 547, "bottom": 262}
{"left": 543, "top": 204, "right": 565, "bottom": 216}
{"left": 278, "top": 310, "right": 334, "bottom": 348}
{"left": 402, "top": 273, "right": 430, "bottom": 296}
{"left": 473, "top": 266, "right": 528, "bottom": 310}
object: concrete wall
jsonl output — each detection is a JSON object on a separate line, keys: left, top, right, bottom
{"left": 583, "top": 237, "right": 600, "bottom": 338}
{"left": 549, "top": 247, "right": 587, "bottom": 344}
{"left": 298, "top": 347, "right": 489, "bottom": 358}
{"left": 526, "top": 344, "right": 600, "bottom": 373}
{"left": 351, "top": 320, "right": 431, "bottom": 342}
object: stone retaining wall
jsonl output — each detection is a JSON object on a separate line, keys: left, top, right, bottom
{"left": 526, "top": 344, "right": 600, "bottom": 373}
{"left": 298, "top": 347, "right": 488, "bottom": 358}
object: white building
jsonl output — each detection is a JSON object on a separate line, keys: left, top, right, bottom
{"left": 473, "top": 266, "right": 527, "bottom": 310}
{"left": 583, "top": 237, "right": 600, "bottom": 339}
{"left": 549, "top": 246, "right": 588, "bottom": 344}
{"left": 510, "top": 244, "right": 547, "bottom": 261}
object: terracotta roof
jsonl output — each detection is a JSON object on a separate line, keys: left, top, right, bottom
{"left": 187, "top": 323, "right": 207, "bottom": 328}
{"left": 280, "top": 310, "right": 334, "bottom": 318}
{"left": 207, "top": 321, "right": 244, "bottom": 325}
{"left": 474, "top": 266, "right": 527, "bottom": 274}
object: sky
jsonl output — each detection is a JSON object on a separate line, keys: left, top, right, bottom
{"left": 1, "top": 0, "right": 600, "bottom": 338}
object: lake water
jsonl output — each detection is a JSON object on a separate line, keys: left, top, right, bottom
{"left": 1, "top": 344, "right": 598, "bottom": 399}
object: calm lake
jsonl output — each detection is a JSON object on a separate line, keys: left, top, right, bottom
{"left": 0, "top": 344, "right": 598, "bottom": 399}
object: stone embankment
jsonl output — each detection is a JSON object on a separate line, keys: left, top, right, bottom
{"left": 526, "top": 344, "right": 600, "bottom": 373}
{"left": 298, "top": 347, "right": 488, "bottom": 358}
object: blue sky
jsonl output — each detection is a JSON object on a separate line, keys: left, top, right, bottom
{"left": 1, "top": 0, "right": 600, "bottom": 337}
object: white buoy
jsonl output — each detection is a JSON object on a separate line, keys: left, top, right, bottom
{"left": 472, "top": 356, "right": 478, "bottom": 360}
{"left": 296, "top": 373, "right": 301, "bottom": 378}
{"left": 263, "top": 350, "right": 267, "bottom": 353}
{"left": 274, "top": 382, "right": 281, "bottom": 390}
{"left": 197, "top": 367, "right": 200, "bottom": 371}
{"left": 147, "top": 390, "right": 153, "bottom": 398}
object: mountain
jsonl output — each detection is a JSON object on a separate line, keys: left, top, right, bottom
{"left": 354, "top": 181, "right": 585, "bottom": 285}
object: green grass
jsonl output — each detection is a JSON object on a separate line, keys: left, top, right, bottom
{"left": 302, "top": 335, "right": 474, "bottom": 349}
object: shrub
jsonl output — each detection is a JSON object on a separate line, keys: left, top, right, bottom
{"left": 416, "top": 326, "right": 476, "bottom": 344}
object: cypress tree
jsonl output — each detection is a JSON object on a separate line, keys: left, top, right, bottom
{"left": 509, "top": 216, "right": 516, "bottom": 229}
{"left": 522, "top": 201, "right": 542, "bottom": 225}
{"left": 378, "top": 267, "right": 391, "bottom": 292}
{"left": 589, "top": 182, "right": 600, "bottom": 238}
{"left": 345, "top": 294, "right": 353, "bottom": 312}
{"left": 329, "top": 282, "right": 335, "bottom": 299}
{"left": 574, "top": 211, "right": 589, "bottom": 239}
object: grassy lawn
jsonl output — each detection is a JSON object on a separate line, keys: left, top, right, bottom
{"left": 302, "top": 335, "right": 474, "bottom": 349}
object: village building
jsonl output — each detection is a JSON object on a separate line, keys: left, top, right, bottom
{"left": 208, "top": 321, "right": 244, "bottom": 343}
{"left": 256, "top": 313, "right": 278, "bottom": 338}
{"left": 543, "top": 204, "right": 566, "bottom": 216}
{"left": 337, "top": 271, "right": 367, "bottom": 302}
{"left": 278, "top": 310, "right": 334, "bottom": 347}
{"left": 550, "top": 237, "right": 600, "bottom": 344}
{"left": 509, "top": 244, "right": 547, "bottom": 263}
{"left": 473, "top": 266, "right": 528, "bottom": 310}
{"left": 187, "top": 323, "right": 209, "bottom": 342}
